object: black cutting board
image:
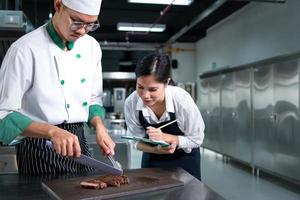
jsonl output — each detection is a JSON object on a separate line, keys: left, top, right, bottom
{"left": 42, "top": 168, "right": 184, "bottom": 200}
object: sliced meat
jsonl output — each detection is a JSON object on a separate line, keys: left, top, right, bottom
{"left": 89, "top": 179, "right": 108, "bottom": 189}
{"left": 80, "top": 175, "right": 129, "bottom": 190}
{"left": 80, "top": 179, "right": 107, "bottom": 190}
{"left": 80, "top": 181, "right": 100, "bottom": 189}
{"left": 98, "top": 175, "right": 121, "bottom": 187}
{"left": 98, "top": 174, "right": 130, "bottom": 187}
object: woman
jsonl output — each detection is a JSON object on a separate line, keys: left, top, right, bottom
{"left": 124, "top": 53, "right": 205, "bottom": 180}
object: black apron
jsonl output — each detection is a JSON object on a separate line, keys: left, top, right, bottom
{"left": 139, "top": 111, "right": 201, "bottom": 180}
{"left": 16, "top": 122, "right": 94, "bottom": 174}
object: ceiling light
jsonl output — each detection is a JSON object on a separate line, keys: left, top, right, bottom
{"left": 128, "top": 0, "right": 193, "bottom": 6}
{"left": 117, "top": 23, "right": 166, "bottom": 32}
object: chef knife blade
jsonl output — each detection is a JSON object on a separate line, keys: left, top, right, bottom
{"left": 45, "top": 141, "right": 123, "bottom": 175}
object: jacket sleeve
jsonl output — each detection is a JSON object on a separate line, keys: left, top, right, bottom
{"left": 0, "top": 43, "right": 33, "bottom": 144}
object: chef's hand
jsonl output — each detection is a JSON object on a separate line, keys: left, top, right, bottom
{"left": 49, "top": 126, "right": 81, "bottom": 158}
{"left": 95, "top": 125, "right": 115, "bottom": 156}
{"left": 154, "top": 142, "right": 177, "bottom": 154}
{"left": 89, "top": 116, "right": 115, "bottom": 155}
{"left": 146, "top": 126, "right": 164, "bottom": 141}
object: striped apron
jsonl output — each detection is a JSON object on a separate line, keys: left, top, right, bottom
{"left": 16, "top": 122, "right": 94, "bottom": 174}
{"left": 139, "top": 111, "right": 201, "bottom": 180}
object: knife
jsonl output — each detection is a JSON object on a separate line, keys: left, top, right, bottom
{"left": 45, "top": 141, "right": 123, "bottom": 175}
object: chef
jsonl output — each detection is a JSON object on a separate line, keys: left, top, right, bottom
{"left": 0, "top": 0, "right": 115, "bottom": 174}
{"left": 124, "top": 53, "right": 205, "bottom": 180}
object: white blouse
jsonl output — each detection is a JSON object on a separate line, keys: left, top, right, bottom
{"left": 124, "top": 85, "right": 205, "bottom": 153}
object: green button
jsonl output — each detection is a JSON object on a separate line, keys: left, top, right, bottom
{"left": 76, "top": 54, "right": 81, "bottom": 59}
{"left": 60, "top": 80, "right": 65, "bottom": 85}
{"left": 81, "top": 78, "right": 86, "bottom": 83}
{"left": 67, "top": 104, "right": 70, "bottom": 109}
{"left": 82, "top": 102, "right": 88, "bottom": 106}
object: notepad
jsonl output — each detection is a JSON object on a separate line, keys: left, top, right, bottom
{"left": 121, "top": 135, "right": 170, "bottom": 147}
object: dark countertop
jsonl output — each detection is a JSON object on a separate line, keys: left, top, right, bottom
{"left": 0, "top": 168, "right": 225, "bottom": 200}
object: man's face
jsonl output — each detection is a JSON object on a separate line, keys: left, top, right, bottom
{"left": 58, "top": 5, "right": 99, "bottom": 42}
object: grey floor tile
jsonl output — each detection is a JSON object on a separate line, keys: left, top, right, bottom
{"left": 201, "top": 148, "right": 300, "bottom": 200}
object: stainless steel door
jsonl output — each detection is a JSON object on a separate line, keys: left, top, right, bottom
{"left": 208, "top": 76, "right": 222, "bottom": 152}
{"left": 253, "top": 65, "right": 275, "bottom": 171}
{"left": 221, "top": 73, "right": 236, "bottom": 157}
{"left": 273, "top": 59, "right": 300, "bottom": 179}
{"left": 235, "top": 69, "right": 252, "bottom": 163}
{"left": 199, "top": 79, "right": 210, "bottom": 148}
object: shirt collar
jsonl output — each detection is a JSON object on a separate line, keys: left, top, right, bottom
{"left": 165, "top": 86, "right": 175, "bottom": 113}
{"left": 46, "top": 20, "right": 74, "bottom": 51}
{"left": 135, "top": 86, "right": 175, "bottom": 114}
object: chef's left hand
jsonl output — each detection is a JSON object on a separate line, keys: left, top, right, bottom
{"left": 96, "top": 126, "right": 116, "bottom": 155}
{"left": 90, "top": 116, "right": 116, "bottom": 155}
{"left": 146, "top": 126, "right": 164, "bottom": 141}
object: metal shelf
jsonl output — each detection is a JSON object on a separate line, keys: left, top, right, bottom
{"left": 103, "top": 72, "right": 135, "bottom": 80}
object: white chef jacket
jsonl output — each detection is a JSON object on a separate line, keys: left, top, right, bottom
{"left": 0, "top": 24, "right": 103, "bottom": 127}
{"left": 124, "top": 85, "right": 205, "bottom": 153}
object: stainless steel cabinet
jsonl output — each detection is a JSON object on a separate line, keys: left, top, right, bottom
{"left": 199, "top": 79, "right": 210, "bottom": 149}
{"left": 273, "top": 59, "right": 300, "bottom": 180}
{"left": 200, "top": 76, "right": 221, "bottom": 152}
{"left": 199, "top": 53, "right": 300, "bottom": 182}
{"left": 234, "top": 69, "right": 252, "bottom": 163}
{"left": 253, "top": 65, "right": 276, "bottom": 171}
{"left": 221, "top": 73, "right": 236, "bottom": 157}
{"left": 220, "top": 70, "right": 252, "bottom": 163}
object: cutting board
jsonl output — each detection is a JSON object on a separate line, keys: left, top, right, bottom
{"left": 42, "top": 168, "right": 184, "bottom": 200}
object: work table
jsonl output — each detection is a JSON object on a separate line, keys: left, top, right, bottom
{"left": 0, "top": 168, "right": 225, "bottom": 200}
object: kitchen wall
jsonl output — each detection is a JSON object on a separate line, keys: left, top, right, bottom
{"left": 196, "top": 0, "right": 300, "bottom": 73}
{"left": 195, "top": 0, "right": 300, "bottom": 105}
{"left": 171, "top": 43, "right": 197, "bottom": 83}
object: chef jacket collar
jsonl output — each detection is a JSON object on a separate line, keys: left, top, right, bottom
{"left": 46, "top": 20, "right": 74, "bottom": 51}
{"left": 136, "top": 86, "right": 175, "bottom": 116}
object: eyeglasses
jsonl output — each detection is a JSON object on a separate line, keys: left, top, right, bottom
{"left": 70, "top": 20, "right": 100, "bottom": 32}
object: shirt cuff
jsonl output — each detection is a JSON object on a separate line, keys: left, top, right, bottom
{"left": 88, "top": 104, "right": 105, "bottom": 120}
{"left": 177, "top": 135, "right": 192, "bottom": 153}
{"left": 0, "top": 112, "right": 33, "bottom": 144}
{"left": 88, "top": 104, "right": 106, "bottom": 127}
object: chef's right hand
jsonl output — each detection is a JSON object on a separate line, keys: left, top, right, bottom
{"left": 49, "top": 127, "right": 81, "bottom": 158}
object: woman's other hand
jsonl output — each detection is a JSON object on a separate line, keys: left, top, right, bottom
{"left": 154, "top": 142, "right": 177, "bottom": 154}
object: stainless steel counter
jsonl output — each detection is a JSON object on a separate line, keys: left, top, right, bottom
{"left": 0, "top": 168, "right": 225, "bottom": 200}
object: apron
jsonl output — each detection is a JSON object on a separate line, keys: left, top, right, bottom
{"left": 16, "top": 122, "right": 94, "bottom": 174}
{"left": 139, "top": 111, "right": 201, "bottom": 180}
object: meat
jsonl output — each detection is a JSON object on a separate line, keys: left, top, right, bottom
{"left": 98, "top": 175, "right": 130, "bottom": 187}
{"left": 80, "top": 175, "right": 129, "bottom": 190}
{"left": 80, "top": 180, "right": 107, "bottom": 189}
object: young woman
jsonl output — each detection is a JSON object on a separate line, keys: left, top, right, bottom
{"left": 124, "top": 53, "right": 205, "bottom": 180}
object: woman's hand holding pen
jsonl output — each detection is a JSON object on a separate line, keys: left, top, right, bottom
{"left": 146, "top": 126, "right": 164, "bottom": 141}
{"left": 146, "top": 126, "right": 179, "bottom": 155}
